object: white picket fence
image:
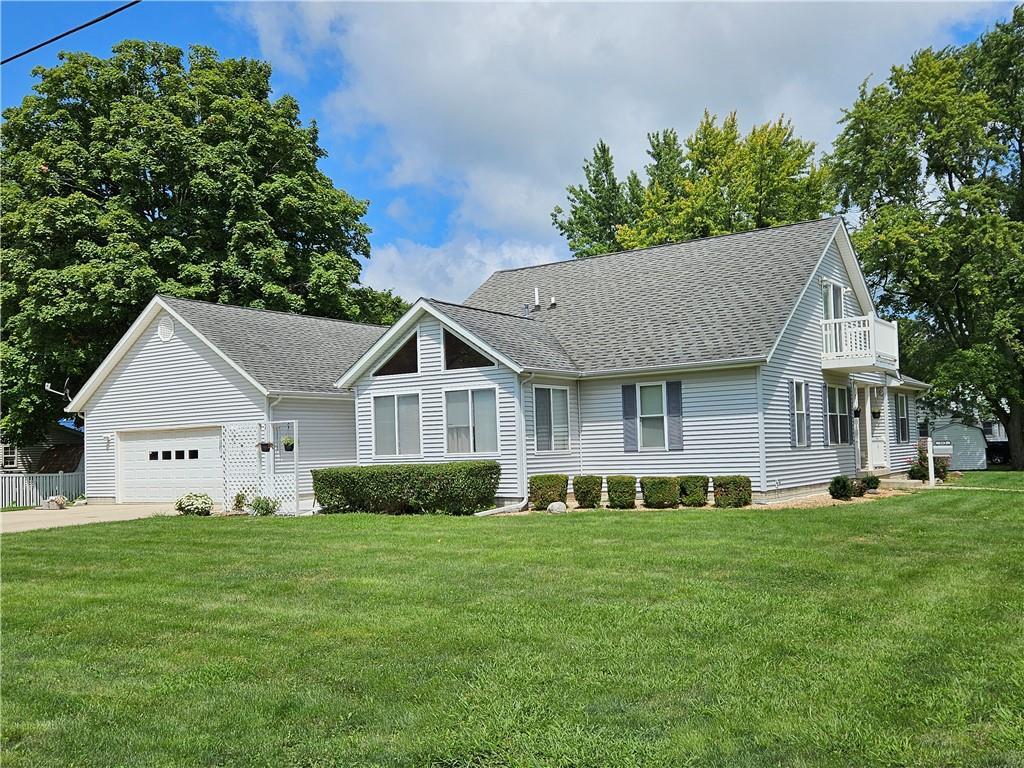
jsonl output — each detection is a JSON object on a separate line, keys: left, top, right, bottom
{"left": 1, "top": 471, "right": 85, "bottom": 508}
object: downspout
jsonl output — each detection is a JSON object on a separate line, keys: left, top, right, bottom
{"left": 476, "top": 372, "right": 533, "bottom": 516}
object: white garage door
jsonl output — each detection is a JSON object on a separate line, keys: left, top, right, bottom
{"left": 119, "top": 428, "right": 223, "bottom": 502}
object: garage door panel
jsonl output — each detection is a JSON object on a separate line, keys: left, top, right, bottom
{"left": 119, "top": 428, "right": 222, "bottom": 502}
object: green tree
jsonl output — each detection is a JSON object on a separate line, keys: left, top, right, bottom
{"left": 828, "top": 7, "right": 1024, "bottom": 467}
{"left": 1, "top": 41, "right": 406, "bottom": 447}
{"left": 554, "top": 111, "right": 834, "bottom": 256}
{"left": 551, "top": 140, "right": 632, "bottom": 258}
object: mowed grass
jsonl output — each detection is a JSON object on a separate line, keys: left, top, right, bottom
{"left": 3, "top": 492, "right": 1023, "bottom": 767}
{"left": 948, "top": 467, "right": 1024, "bottom": 490}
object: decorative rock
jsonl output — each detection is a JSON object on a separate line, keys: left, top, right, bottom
{"left": 547, "top": 501, "right": 567, "bottom": 514}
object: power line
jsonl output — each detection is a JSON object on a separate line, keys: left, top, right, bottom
{"left": 1, "top": 0, "right": 142, "bottom": 66}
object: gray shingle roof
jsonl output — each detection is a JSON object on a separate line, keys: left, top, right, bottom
{"left": 463, "top": 218, "right": 843, "bottom": 373}
{"left": 160, "top": 296, "right": 387, "bottom": 393}
{"left": 425, "top": 299, "right": 576, "bottom": 371}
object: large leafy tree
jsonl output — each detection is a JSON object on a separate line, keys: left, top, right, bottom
{"left": 828, "top": 7, "right": 1024, "bottom": 468}
{"left": 1, "top": 41, "right": 406, "bottom": 446}
{"left": 552, "top": 112, "right": 833, "bottom": 257}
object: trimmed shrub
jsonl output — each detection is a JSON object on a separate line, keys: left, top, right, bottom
{"left": 713, "top": 476, "right": 752, "bottom": 508}
{"left": 852, "top": 480, "right": 867, "bottom": 498}
{"left": 529, "top": 474, "right": 568, "bottom": 509}
{"left": 640, "top": 476, "right": 679, "bottom": 508}
{"left": 175, "top": 492, "right": 213, "bottom": 516}
{"left": 907, "top": 462, "right": 927, "bottom": 481}
{"left": 829, "top": 475, "right": 854, "bottom": 500}
{"left": 908, "top": 445, "right": 951, "bottom": 481}
{"left": 679, "top": 475, "right": 710, "bottom": 507}
{"left": 606, "top": 475, "right": 637, "bottom": 509}
{"left": 250, "top": 496, "right": 280, "bottom": 516}
{"left": 311, "top": 461, "right": 501, "bottom": 515}
{"left": 935, "top": 456, "right": 950, "bottom": 481}
{"left": 572, "top": 475, "right": 602, "bottom": 509}
{"left": 861, "top": 473, "right": 881, "bottom": 491}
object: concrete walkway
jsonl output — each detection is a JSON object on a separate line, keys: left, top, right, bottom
{"left": 1, "top": 503, "right": 177, "bottom": 534}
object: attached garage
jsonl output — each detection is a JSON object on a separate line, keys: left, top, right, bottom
{"left": 67, "top": 295, "right": 385, "bottom": 509}
{"left": 118, "top": 428, "right": 223, "bottom": 502}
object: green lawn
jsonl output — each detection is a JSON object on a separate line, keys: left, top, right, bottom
{"left": 947, "top": 467, "right": 1024, "bottom": 490}
{"left": 3, "top": 492, "right": 1023, "bottom": 767}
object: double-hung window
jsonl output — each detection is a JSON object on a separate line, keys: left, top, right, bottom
{"left": 896, "top": 394, "right": 910, "bottom": 443}
{"left": 373, "top": 393, "right": 420, "bottom": 456}
{"left": 446, "top": 388, "right": 498, "bottom": 454}
{"left": 534, "top": 386, "right": 569, "bottom": 452}
{"left": 827, "top": 386, "right": 850, "bottom": 444}
{"left": 638, "top": 383, "right": 666, "bottom": 450}
{"left": 793, "top": 381, "right": 809, "bottom": 447}
{"left": 1, "top": 443, "right": 17, "bottom": 469}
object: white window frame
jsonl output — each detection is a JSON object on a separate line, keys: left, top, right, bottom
{"left": 793, "top": 380, "right": 809, "bottom": 448}
{"left": 442, "top": 328, "right": 496, "bottom": 372}
{"left": 1, "top": 443, "right": 18, "bottom": 469}
{"left": 533, "top": 385, "right": 571, "bottom": 454}
{"left": 637, "top": 382, "right": 668, "bottom": 451}
{"left": 443, "top": 385, "right": 500, "bottom": 456}
{"left": 827, "top": 385, "right": 851, "bottom": 445}
{"left": 896, "top": 393, "right": 910, "bottom": 443}
{"left": 371, "top": 391, "right": 422, "bottom": 457}
{"left": 372, "top": 328, "right": 420, "bottom": 379}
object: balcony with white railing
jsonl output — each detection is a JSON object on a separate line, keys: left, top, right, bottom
{"left": 821, "top": 314, "right": 900, "bottom": 372}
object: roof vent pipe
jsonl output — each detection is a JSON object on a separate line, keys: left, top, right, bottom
{"left": 533, "top": 287, "right": 540, "bottom": 309}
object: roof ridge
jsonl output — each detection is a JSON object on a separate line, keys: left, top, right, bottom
{"left": 491, "top": 216, "right": 843, "bottom": 275}
{"left": 158, "top": 294, "right": 388, "bottom": 329}
{"left": 426, "top": 297, "right": 538, "bottom": 322}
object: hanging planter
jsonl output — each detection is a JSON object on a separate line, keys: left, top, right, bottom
{"left": 853, "top": 407, "right": 861, "bottom": 418}
{"left": 258, "top": 441, "right": 273, "bottom": 452}
{"left": 870, "top": 410, "right": 882, "bottom": 420}
{"left": 282, "top": 436, "right": 295, "bottom": 452}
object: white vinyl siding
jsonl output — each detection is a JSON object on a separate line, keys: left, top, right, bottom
{"left": 887, "top": 389, "right": 920, "bottom": 471}
{"left": 80, "top": 310, "right": 266, "bottom": 500}
{"left": 576, "top": 368, "right": 762, "bottom": 485}
{"left": 761, "top": 241, "right": 865, "bottom": 490}
{"left": 354, "top": 316, "right": 520, "bottom": 499}
{"left": 270, "top": 396, "right": 359, "bottom": 500}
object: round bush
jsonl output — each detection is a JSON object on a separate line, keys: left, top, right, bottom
{"left": 852, "top": 480, "right": 867, "bottom": 498}
{"left": 572, "top": 475, "right": 602, "bottom": 508}
{"left": 829, "top": 475, "right": 854, "bottom": 501}
{"left": 175, "top": 492, "right": 214, "bottom": 516}
{"left": 250, "top": 496, "right": 280, "bottom": 516}
{"left": 529, "top": 474, "right": 568, "bottom": 510}
{"left": 640, "top": 476, "right": 679, "bottom": 508}
{"left": 606, "top": 475, "right": 637, "bottom": 509}
{"left": 861, "top": 473, "right": 880, "bottom": 491}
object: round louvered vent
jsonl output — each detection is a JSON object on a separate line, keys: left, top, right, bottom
{"left": 157, "top": 316, "right": 174, "bottom": 342}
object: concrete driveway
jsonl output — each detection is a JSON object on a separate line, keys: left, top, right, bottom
{"left": 1, "top": 503, "right": 177, "bottom": 534}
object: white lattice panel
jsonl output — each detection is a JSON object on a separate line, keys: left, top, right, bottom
{"left": 222, "top": 421, "right": 262, "bottom": 512}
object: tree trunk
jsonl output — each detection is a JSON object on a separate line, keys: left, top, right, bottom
{"left": 1008, "top": 402, "right": 1024, "bottom": 471}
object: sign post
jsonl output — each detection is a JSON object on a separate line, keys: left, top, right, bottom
{"left": 927, "top": 437, "right": 935, "bottom": 487}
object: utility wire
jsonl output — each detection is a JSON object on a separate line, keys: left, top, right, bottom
{"left": 1, "top": 0, "right": 142, "bottom": 66}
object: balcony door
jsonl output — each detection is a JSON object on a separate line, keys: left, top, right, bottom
{"left": 822, "top": 282, "right": 845, "bottom": 354}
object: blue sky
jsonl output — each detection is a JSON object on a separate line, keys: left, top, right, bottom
{"left": 1, "top": 1, "right": 1014, "bottom": 302}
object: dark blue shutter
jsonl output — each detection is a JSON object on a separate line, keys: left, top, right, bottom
{"left": 822, "top": 382, "right": 830, "bottom": 446}
{"left": 788, "top": 381, "right": 797, "bottom": 448}
{"left": 847, "top": 385, "right": 855, "bottom": 445}
{"left": 666, "top": 380, "right": 683, "bottom": 451}
{"left": 622, "top": 384, "right": 638, "bottom": 453}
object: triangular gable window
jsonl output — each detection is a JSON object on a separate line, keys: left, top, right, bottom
{"left": 374, "top": 334, "right": 418, "bottom": 376}
{"left": 444, "top": 329, "right": 493, "bottom": 370}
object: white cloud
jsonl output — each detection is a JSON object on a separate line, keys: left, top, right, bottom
{"left": 361, "top": 236, "right": 557, "bottom": 303}
{"left": 235, "top": 2, "right": 1006, "bottom": 286}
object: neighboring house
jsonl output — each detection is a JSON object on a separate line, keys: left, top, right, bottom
{"left": 68, "top": 217, "right": 928, "bottom": 508}
{"left": 921, "top": 412, "right": 1006, "bottom": 470}
{"left": 1, "top": 422, "right": 83, "bottom": 474}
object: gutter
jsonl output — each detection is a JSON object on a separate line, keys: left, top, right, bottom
{"left": 521, "top": 355, "right": 767, "bottom": 380}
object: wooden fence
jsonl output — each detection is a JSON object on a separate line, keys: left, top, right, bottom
{"left": 1, "top": 471, "right": 85, "bottom": 509}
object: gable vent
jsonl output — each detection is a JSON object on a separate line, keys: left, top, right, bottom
{"left": 157, "top": 316, "right": 174, "bottom": 342}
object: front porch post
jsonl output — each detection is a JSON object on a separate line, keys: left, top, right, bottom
{"left": 853, "top": 385, "right": 862, "bottom": 472}
{"left": 882, "top": 386, "right": 892, "bottom": 468}
{"left": 864, "top": 388, "right": 873, "bottom": 469}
